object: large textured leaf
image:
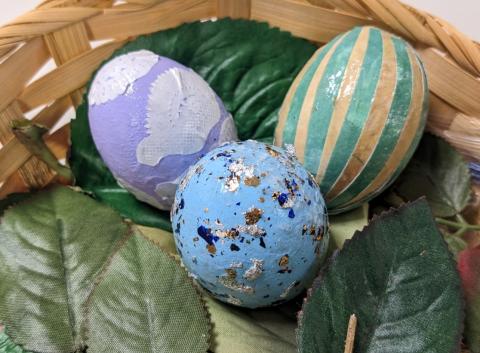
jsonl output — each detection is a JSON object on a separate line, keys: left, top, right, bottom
{"left": 134, "top": 226, "right": 298, "bottom": 353}
{"left": 86, "top": 233, "right": 211, "bottom": 353}
{"left": 459, "top": 246, "right": 480, "bottom": 353}
{"left": 70, "top": 19, "right": 316, "bottom": 229}
{"left": 392, "top": 134, "right": 471, "bottom": 217}
{"left": 298, "top": 199, "right": 463, "bottom": 353}
{"left": 0, "top": 327, "right": 31, "bottom": 353}
{"left": 0, "top": 186, "right": 129, "bottom": 353}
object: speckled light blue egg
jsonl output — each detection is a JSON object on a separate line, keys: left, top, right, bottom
{"left": 171, "top": 140, "right": 329, "bottom": 308}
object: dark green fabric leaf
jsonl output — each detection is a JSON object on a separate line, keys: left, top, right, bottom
{"left": 86, "top": 234, "right": 211, "bottom": 353}
{"left": 392, "top": 134, "right": 471, "bottom": 217}
{"left": 0, "top": 327, "right": 32, "bottom": 353}
{"left": 298, "top": 199, "right": 463, "bottom": 353}
{"left": 70, "top": 19, "right": 316, "bottom": 229}
{"left": 0, "top": 186, "right": 130, "bottom": 353}
{"left": 93, "top": 188, "right": 172, "bottom": 231}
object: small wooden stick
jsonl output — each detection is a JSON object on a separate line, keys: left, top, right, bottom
{"left": 344, "top": 314, "right": 357, "bottom": 353}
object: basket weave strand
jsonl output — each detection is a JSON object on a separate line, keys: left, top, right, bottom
{"left": 0, "top": 0, "right": 478, "bottom": 195}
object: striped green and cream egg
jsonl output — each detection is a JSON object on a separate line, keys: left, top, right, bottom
{"left": 274, "top": 26, "right": 429, "bottom": 214}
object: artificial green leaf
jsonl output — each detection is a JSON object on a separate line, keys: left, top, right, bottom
{"left": 206, "top": 296, "right": 297, "bottom": 353}
{"left": 298, "top": 199, "right": 463, "bottom": 353}
{"left": 443, "top": 230, "right": 468, "bottom": 258}
{"left": 329, "top": 203, "right": 369, "bottom": 249}
{"left": 459, "top": 246, "right": 480, "bottom": 353}
{"left": 135, "top": 225, "right": 178, "bottom": 255}
{"left": 392, "top": 134, "right": 471, "bottom": 217}
{"left": 70, "top": 19, "right": 316, "bottom": 229}
{"left": 131, "top": 226, "right": 299, "bottom": 353}
{"left": 94, "top": 187, "right": 172, "bottom": 231}
{"left": 0, "top": 326, "right": 32, "bottom": 353}
{"left": 86, "top": 233, "right": 211, "bottom": 353}
{"left": 0, "top": 186, "right": 130, "bottom": 353}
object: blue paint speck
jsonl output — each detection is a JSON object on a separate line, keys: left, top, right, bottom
{"left": 259, "top": 237, "right": 266, "bottom": 248}
{"left": 278, "top": 193, "right": 289, "bottom": 206}
{"left": 213, "top": 151, "right": 231, "bottom": 159}
{"left": 197, "top": 225, "right": 219, "bottom": 245}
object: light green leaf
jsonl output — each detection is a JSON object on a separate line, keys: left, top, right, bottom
{"left": 392, "top": 134, "right": 471, "bottom": 217}
{"left": 206, "top": 296, "right": 297, "bottom": 353}
{"left": 298, "top": 199, "right": 463, "bottom": 353}
{"left": 442, "top": 230, "right": 468, "bottom": 258}
{"left": 135, "top": 225, "right": 178, "bottom": 256}
{"left": 329, "top": 204, "right": 369, "bottom": 248}
{"left": 133, "top": 227, "right": 299, "bottom": 353}
{"left": 86, "top": 234, "right": 211, "bottom": 353}
{"left": 0, "top": 327, "right": 32, "bottom": 353}
{"left": 0, "top": 186, "right": 129, "bottom": 353}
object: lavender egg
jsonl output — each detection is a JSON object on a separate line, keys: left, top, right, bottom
{"left": 171, "top": 140, "right": 329, "bottom": 308}
{"left": 88, "top": 50, "right": 237, "bottom": 210}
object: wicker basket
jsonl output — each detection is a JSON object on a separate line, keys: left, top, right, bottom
{"left": 0, "top": 0, "right": 479, "bottom": 198}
